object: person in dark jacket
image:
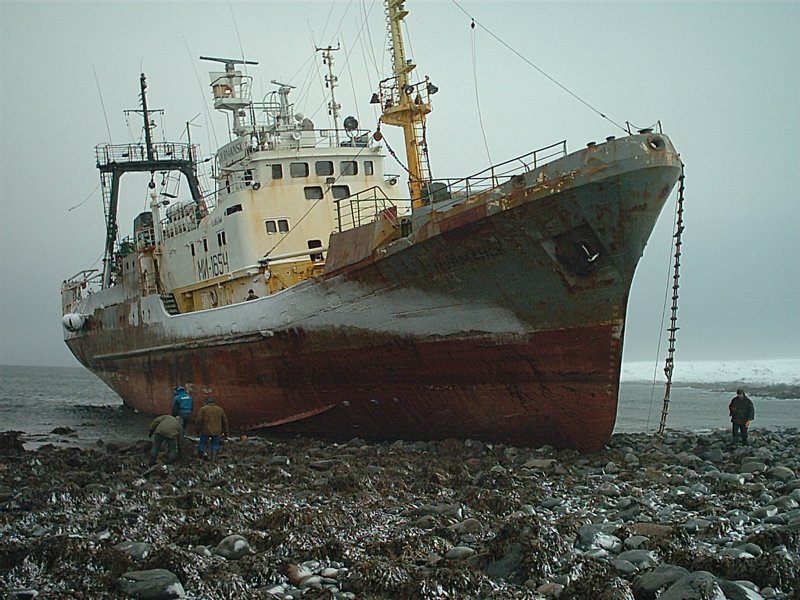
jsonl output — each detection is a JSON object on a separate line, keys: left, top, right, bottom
{"left": 149, "top": 415, "right": 183, "bottom": 465}
{"left": 196, "top": 396, "right": 229, "bottom": 461}
{"left": 729, "top": 388, "right": 755, "bottom": 445}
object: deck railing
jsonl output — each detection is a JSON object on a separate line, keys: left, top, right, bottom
{"left": 334, "top": 186, "right": 410, "bottom": 232}
{"left": 96, "top": 142, "right": 196, "bottom": 167}
{"left": 431, "top": 140, "right": 567, "bottom": 204}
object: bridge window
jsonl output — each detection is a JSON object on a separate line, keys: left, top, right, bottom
{"left": 290, "top": 162, "right": 309, "bottom": 178}
{"left": 315, "top": 161, "right": 334, "bottom": 176}
{"left": 265, "top": 219, "right": 290, "bottom": 234}
{"left": 224, "top": 204, "right": 242, "bottom": 216}
{"left": 340, "top": 161, "right": 358, "bottom": 176}
{"left": 364, "top": 160, "right": 374, "bottom": 176}
{"left": 217, "top": 231, "right": 227, "bottom": 247}
{"left": 304, "top": 186, "right": 324, "bottom": 200}
{"left": 191, "top": 243, "right": 196, "bottom": 257}
{"left": 202, "top": 238, "right": 208, "bottom": 252}
{"left": 332, "top": 185, "right": 351, "bottom": 199}
{"left": 271, "top": 164, "right": 283, "bottom": 179}
{"left": 244, "top": 169, "right": 253, "bottom": 185}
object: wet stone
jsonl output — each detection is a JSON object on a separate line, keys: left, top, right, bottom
{"left": 214, "top": 534, "right": 251, "bottom": 559}
{"left": 113, "top": 541, "right": 152, "bottom": 561}
{"left": 767, "top": 466, "right": 795, "bottom": 481}
{"left": 445, "top": 545, "right": 476, "bottom": 560}
{"left": 116, "top": 568, "right": 184, "bottom": 600}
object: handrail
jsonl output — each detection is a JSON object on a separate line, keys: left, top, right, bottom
{"left": 64, "top": 269, "right": 101, "bottom": 285}
{"left": 96, "top": 142, "right": 197, "bottom": 167}
{"left": 334, "top": 186, "right": 409, "bottom": 232}
{"left": 431, "top": 140, "right": 567, "bottom": 201}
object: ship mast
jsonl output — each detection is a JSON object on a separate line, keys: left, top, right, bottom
{"left": 317, "top": 45, "right": 342, "bottom": 144}
{"left": 376, "top": 0, "right": 436, "bottom": 207}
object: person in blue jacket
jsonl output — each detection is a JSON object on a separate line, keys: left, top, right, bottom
{"left": 171, "top": 385, "right": 194, "bottom": 422}
{"left": 171, "top": 385, "right": 194, "bottom": 457}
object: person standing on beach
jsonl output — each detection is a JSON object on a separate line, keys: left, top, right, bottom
{"left": 171, "top": 385, "right": 194, "bottom": 457}
{"left": 171, "top": 386, "right": 194, "bottom": 422}
{"left": 148, "top": 415, "right": 183, "bottom": 465}
{"left": 195, "top": 397, "right": 229, "bottom": 461}
{"left": 729, "top": 388, "right": 755, "bottom": 445}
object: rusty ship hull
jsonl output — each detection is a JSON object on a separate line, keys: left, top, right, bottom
{"left": 64, "top": 133, "right": 682, "bottom": 452}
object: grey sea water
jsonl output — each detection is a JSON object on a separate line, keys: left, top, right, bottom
{"left": 1, "top": 365, "right": 798, "bottom": 448}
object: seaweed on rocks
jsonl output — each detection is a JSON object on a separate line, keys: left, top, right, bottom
{"left": 2, "top": 428, "right": 799, "bottom": 599}
{"left": 665, "top": 546, "right": 799, "bottom": 592}
{"left": 482, "top": 514, "right": 570, "bottom": 584}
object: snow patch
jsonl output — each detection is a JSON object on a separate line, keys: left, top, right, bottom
{"left": 621, "top": 359, "right": 799, "bottom": 385}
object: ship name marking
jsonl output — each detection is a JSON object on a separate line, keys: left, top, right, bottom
{"left": 197, "top": 251, "right": 229, "bottom": 280}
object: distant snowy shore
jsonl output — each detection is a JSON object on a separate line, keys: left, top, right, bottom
{"left": 621, "top": 359, "right": 800, "bottom": 399}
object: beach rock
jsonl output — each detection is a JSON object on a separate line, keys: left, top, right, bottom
{"left": 767, "top": 466, "right": 795, "bottom": 481}
{"left": 575, "top": 524, "right": 622, "bottom": 553}
{"left": 630, "top": 522, "right": 674, "bottom": 538}
{"left": 523, "top": 457, "right": 556, "bottom": 470}
{"left": 633, "top": 564, "right": 690, "bottom": 600}
{"left": 717, "top": 579, "right": 765, "bottom": 600}
{"left": 308, "top": 459, "right": 339, "bottom": 470}
{"left": 741, "top": 461, "right": 768, "bottom": 474}
{"left": 616, "top": 549, "right": 657, "bottom": 568}
{"left": 287, "top": 563, "right": 314, "bottom": 585}
{"left": 448, "top": 517, "right": 482, "bottom": 535}
{"left": 536, "top": 582, "right": 564, "bottom": 597}
{"left": 116, "top": 569, "right": 184, "bottom": 599}
{"left": 445, "top": 545, "right": 476, "bottom": 560}
{"left": 657, "top": 571, "right": 723, "bottom": 600}
{"left": 113, "top": 541, "right": 152, "bottom": 561}
{"left": 623, "top": 535, "right": 649, "bottom": 549}
{"left": 0, "top": 431, "right": 25, "bottom": 453}
{"left": 213, "top": 534, "right": 251, "bottom": 559}
{"left": 7, "top": 590, "right": 39, "bottom": 600}
{"left": 192, "top": 545, "right": 212, "bottom": 557}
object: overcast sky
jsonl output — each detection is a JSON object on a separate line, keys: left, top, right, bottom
{"left": 1, "top": 0, "right": 798, "bottom": 368}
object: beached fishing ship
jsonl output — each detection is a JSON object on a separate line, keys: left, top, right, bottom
{"left": 61, "top": 1, "right": 682, "bottom": 452}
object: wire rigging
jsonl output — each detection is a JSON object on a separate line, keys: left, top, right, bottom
{"left": 470, "top": 19, "right": 493, "bottom": 167}
{"left": 183, "top": 36, "right": 219, "bottom": 153}
{"left": 67, "top": 184, "right": 101, "bottom": 212}
{"left": 450, "top": 0, "right": 628, "bottom": 133}
{"left": 92, "top": 65, "right": 113, "bottom": 144}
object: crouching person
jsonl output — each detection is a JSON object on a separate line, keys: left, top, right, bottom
{"left": 196, "top": 397, "right": 229, "bottom": 460}
{"left": 149, "top": 414, "right": 183, "bottom": 465}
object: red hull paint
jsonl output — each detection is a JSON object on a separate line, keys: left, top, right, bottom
{"left": 73, "top": 322, "right": 620, "bottom": 453}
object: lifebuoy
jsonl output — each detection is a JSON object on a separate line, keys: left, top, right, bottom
{"left": 209, "top": 289, "right": 218, "bottom": 306}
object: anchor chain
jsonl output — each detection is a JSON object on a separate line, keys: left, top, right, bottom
{"left": 657, "top": 163, "right": 686, "bottom": 437}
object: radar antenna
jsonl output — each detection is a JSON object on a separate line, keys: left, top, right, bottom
{"left": 199, "top": 56, "right": 259, "bottom": 72}
{"left": 200, "top": 56, "right": 259, "bottom": 137}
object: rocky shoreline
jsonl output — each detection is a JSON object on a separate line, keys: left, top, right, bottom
{"left": 1, "top": 428, "right": 798, "bottom": 599}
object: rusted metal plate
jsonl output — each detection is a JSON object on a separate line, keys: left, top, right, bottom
{"left": 72, "top": 321, "right": 621, "bottom": 453}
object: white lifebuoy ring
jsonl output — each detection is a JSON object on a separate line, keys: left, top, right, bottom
{"left": 291, "top": 131, "right": 302, "bottom": 141}
{"left": 209, "top": 289, "right": 218, "bottom": 306}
